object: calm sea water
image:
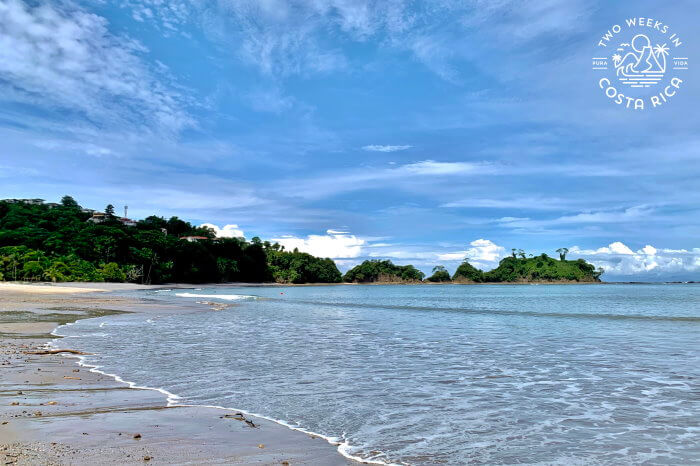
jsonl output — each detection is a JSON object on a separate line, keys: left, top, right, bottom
{"left": 56, "top": 284, "right": 700, "bottom": 465}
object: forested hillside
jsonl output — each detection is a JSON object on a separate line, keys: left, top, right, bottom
{"left": 0, "top": 197, "right": 340, "bottom": 284}
{"left": 452, "top": 254, "right": 604, "bottom": 283}
{"left": 343, "top": 259, "right": 425, "bottom": 283}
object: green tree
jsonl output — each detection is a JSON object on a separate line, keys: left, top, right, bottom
{"left": 100, "top": 262, "right": 126, "bottom": 282}
{"left": 45, "top": 261, "right": 71, "bottom": 282}
{"left": 556, "top": 247, "right": 569, "bottom": 261}
{"left": 61, "top": 195, "right": 79, "bottom": 208}
{"left": 22, "top": 261, "right": 45, "bottom": 281}
{"left": 452, "top": 260, "right": 484, "bottom": 282}
{"left": 105, "top": 204, "right": 115, "bottom": 218}
{"left": 343, "top": 260, "right": 424, "bottom": 283}
{"left": 427, "top": 265, "right": 451, "bottom": 282}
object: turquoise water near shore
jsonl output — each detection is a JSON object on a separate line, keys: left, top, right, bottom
{"left": 56, "top": 284, "right": 699, "bottom": 464}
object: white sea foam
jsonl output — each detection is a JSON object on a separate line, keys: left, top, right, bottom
{"left": 49, "top": 327, "right": 181, "bottom": 405}
{"left": 172, "top": 401, "right": 397, "bottom": 465}
{"left": 175, "top": 292, "right": 257, "bottom": 301}
{"left": 47, "top": 321, "right": 393, "bottom": 465}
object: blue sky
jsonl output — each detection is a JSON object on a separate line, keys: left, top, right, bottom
{"left": 1, "top": 0, "right": 699, "bottom": 280}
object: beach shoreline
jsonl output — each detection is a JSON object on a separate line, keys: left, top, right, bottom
{"left": 0, "top": 283, "right": 353, "bottom": 465}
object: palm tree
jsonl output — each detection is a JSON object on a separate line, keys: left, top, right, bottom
{"left": 556, "top": 247, "right": 569, "bottom": 261}
{"left": 653, "top": 43, "right": 669, "bottom": 71}
{"left": 612, "top": 54, "right": 622, "bottom": 66}
{"left": 511, "top": 248, "right": 517, "bottom": 258}
{"left": 653, "top": 43, "right": 669, "bottom": 58}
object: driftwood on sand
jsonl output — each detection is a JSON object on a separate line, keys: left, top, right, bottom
{"left": 25, "top": 349, "right": 92, "bottom": 355}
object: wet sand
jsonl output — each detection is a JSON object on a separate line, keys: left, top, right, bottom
{"left": 0, "top": 283, "right": 352, "bottom": 465}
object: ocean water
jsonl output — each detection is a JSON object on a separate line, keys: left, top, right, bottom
{"left": 55, "top": 284, "right": 700, "bottom": 465}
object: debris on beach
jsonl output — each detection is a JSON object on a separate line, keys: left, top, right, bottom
{"left": 25, "top": 349, "right": 92, "bottom": 356}
{"left": 257, "top": 444, "right": 265, "bottom": 449}
{"left": 133, "top": 433, "right": 142, "bottom": 439}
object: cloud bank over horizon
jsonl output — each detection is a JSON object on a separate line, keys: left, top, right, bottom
{"left": 249, "top": 228, "right": 700, "bottom": 279}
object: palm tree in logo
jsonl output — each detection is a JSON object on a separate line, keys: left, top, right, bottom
{"left": 612, "top": 54, "right": 622, "bottom": 66}
{"left": 654, "top": 43, "right": 670, "bottom": 58}
{"left": 653, "top": 43, "right": 670, "bottom": 72}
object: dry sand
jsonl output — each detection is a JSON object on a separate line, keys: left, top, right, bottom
{"left": 0, "top": 283, "right": 352, "bottom": 465}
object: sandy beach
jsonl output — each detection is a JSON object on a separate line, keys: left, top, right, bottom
{"left": 0, "top": 283, "right": 352, "bottom": 465}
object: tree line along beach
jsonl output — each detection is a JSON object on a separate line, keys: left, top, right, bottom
{"left": 0, "top": 196, "right": 602, "bottom": 286}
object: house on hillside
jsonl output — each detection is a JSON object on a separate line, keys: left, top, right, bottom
{"left": 2, "top": 198, "right": 45, "bottom": 205}
{"left": 87, "top": 212, "right": 137, "bottom": 227}
{"left": 180, "top": 236, "right": 210, "bottom": 242}
{"left": 87, "top": 212, "right": 105, "bottom": 223}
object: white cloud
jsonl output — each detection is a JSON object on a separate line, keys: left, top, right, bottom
{"left": 116, "top": 0, "right": 595, "bottom": 83}
{"left": 272, "top": 229, "right": 365, "bottom": 259}
{"left": 280, "top": 159, "right": 497, "bottom": 199}
{"left": 368, "top": 250, "right": 437, "bottom": 260}
{"left": 570, "top": 242, "right": 700, "bottom": 277}
{"left": 362, "top": 144, "right": 412, "bottom": 152}
{"left": 0, "top": 0, "right": 192, "bottom": 134}
{"left": 200, "top": 223, "right": 245, "bottom": 239}
{"left": 442, "top": 196, "right": 575, "bottom": 210}
{"left": 437, "top": 239, "right": 506, "bottom": 269}
{"left": 397, "top": 160, "right": 488, "bottom": 175}
{"left": 497, "top": 206, "right": 654, "bottom": 231}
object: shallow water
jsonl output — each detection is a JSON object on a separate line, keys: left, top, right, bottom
{"left": 56, "top": 284, "right": 700, "bottom": 465}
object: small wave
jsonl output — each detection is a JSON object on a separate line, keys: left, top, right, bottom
{"left": 269, "top": 298, "right": 700, "bottom": 322}
{"left": 154, "top": 289, "right": 172, "bottom": 293}
{"left": 48, "top": 328, "right": 181, "bottom": 405}
{"left": 175, "top": 292, "right": 257, "bottom": 301}
{"left": 47, "top": 322, "right": 393, "bottom": 465}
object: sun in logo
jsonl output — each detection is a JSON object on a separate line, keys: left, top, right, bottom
{"left": 613, "top": 34, "right": 667, "bottom": 87}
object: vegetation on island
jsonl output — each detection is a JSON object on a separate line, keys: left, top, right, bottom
{"left": 452, "top": 260, "right": 485, "bottom": 282}
{"left": 343, "top": 259, "right": 425, "bottom": 283}
{"left": 427, "top": 266, "right": 451, "bottom": 282}
{"left": 0, "top": 197, "right": 341, "bottom": 284}
{"left": 450, "top": 249, "right": 603, "bottom": 283}
{"left": 343, "top": 253, "right": 602, "bottom": 284}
